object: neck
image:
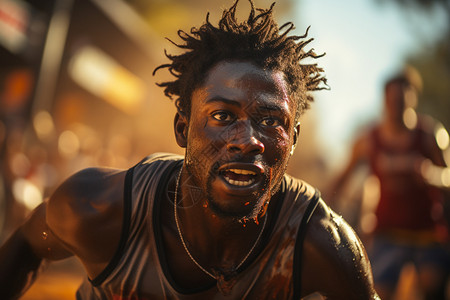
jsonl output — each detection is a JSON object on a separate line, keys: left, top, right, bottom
{"left": 382, "top": 116, "right": 408, "bottom": 132}
{"left": 173, "top": 167, "right": 268, "bottom": 272}
{"left": 176, "top": 190, "right": 265, "bottom": 256}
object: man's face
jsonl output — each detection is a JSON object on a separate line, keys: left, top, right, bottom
{"left": 177, "top": 60, "right": 299, "bottom": 220}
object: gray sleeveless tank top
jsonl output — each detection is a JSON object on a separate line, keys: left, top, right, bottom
{"left": 76, "top": 153, "right": 319, "bottom": 299}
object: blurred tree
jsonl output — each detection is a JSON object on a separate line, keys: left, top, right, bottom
{"left": 378, "top": 0, "right": 450, "bottom": 129}
{"left": 410, "top": 34, "right": 450, "bottom": 130}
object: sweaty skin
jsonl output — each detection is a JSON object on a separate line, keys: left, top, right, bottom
{"left": 179, "top": 61, "right": 297, "bottom": 220}
{"left": 0, "top": 60, "right": 379, "bottom": 299}
{"left": 169, "top": 60, "right": 300, "bottom": 286}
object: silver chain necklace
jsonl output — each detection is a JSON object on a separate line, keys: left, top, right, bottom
{"left": 173, "top": 165, "right": 267, "bottom": 280}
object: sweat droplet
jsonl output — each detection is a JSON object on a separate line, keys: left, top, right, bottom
{"left": 42, "top": 231, "right": 48, "bottom": 240}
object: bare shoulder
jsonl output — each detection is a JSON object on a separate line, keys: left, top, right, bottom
{"left": 301, "top": 199, "right": 379, "bottom": 299}
{"left": 46, "top": 167, "right": 127, "bottom": 275}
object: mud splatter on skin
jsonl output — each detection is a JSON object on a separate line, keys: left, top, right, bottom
{"left": 180, "top": 61, "right": 298, "bottom": 224}
{"left": 264, "top": 168, "right": 273, "bottom": 215}
{"left": 253, "top": 168, "right": 272, "bottom": 223}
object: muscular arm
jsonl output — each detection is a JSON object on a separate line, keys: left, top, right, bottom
{"left": 46, "top": 167, "right": 126, "bottom": 278}
{"left": 301, "top": 200, "right": 379, "bottom": 299}
{"left": 0, "top": 203, "right": 72, "bottom": 299}
{"left": 0, "top": 167, "right": 126, "bottom": 298}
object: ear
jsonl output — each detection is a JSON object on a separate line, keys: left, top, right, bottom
{"left": 290, "top": 122, "right": 301, "bottom": 155}
{"left": 174, "top": 111, "right": 188, "bottom": 148}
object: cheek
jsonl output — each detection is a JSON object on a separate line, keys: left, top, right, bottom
{"left": 278, "top": 131, "right": 291, "bottom": 150}
{"left": 185, "top": 120, "right": 224, "bottom": 167}
{"left": 264, "top": 130, "right": 292, "bottom": 166}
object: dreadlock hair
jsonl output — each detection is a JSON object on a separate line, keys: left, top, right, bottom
{"left": 153, "top": 0, "right": 327, "bottom": 121}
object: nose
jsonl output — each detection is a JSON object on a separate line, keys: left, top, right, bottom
{"left": 226, "top": 122, "right": 265, "bottom": 155}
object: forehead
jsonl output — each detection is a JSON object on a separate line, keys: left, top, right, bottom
{"left": 195, "top": 60, "right": 293, "bottom": 107}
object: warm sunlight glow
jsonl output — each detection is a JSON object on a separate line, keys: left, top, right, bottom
{"left": 13, "top": 179, "right": 43, "bottom": 210}
{"left": 435, "top": 126, "right": 449, "bottom": 150}
{"left": 403, "top": 107, "right": 417, "bottom": 130}
{"left": 68, "top": 45, "right": 145, "bottom": 114}
{"left": 33, "top": 110, "right": 55, "bottom": 140}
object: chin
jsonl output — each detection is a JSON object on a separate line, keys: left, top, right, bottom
{"left": 209, "top": 199, "right": 259, "bottom": 220}
{"left": 206, "top": 187, "right": 270, "bottom": 222}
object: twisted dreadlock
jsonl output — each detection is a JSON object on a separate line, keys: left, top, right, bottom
{"left": 153, "top": 0, "right": 327, "bottom": 121}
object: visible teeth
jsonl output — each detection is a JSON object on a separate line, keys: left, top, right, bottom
{"left": 228, "top": 169, "right": 256, "bottom": 175}
{"left": 224, "top": 176, "right": 255, "bottom": 186}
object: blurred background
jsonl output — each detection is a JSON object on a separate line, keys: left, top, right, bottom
{"left": 0, "top": 0, "right": 449, "bottom": 299}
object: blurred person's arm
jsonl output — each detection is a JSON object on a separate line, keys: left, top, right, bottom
{"left": 419, "top": 121, "right": 449, "bottom": 189}
{"left": 326, "top": 132, "right": 371, "bottom": 206}
{"left": 0, "top": 167, "right": 127, "bottom": 299}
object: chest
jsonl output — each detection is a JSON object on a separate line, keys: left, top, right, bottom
{"left": 370, "top": 128, "right": 425, "bottom": 175}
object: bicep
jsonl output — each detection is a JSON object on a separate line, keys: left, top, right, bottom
{"left": 45, "top": 167, "right": 126, "bottom": 277}
{"left": 22, "top": 202, "right": 73, "bottom": 260}
{"left": 301, "top": 202, "right": 378, "bottom": 299}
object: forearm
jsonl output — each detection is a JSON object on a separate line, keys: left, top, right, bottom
{"left": 0, "top": 228, "right": 44, "bottom": 299}
{"left": 420, "top": 159, "right": 450, "bottom": 189}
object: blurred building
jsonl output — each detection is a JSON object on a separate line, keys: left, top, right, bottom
{"left": 0, "top": 0, "right": 327, "bottom": 241}
{"left": 0, "top": 0, "right": 56, "bottom": 237}
{"left": 0, "top": 0, "right": 179, "bottom": 239}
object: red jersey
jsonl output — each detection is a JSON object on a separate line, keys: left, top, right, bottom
{"left": 368, "top": 123, "right": 444, "bottom": 235}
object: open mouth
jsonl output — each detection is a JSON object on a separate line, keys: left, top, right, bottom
{"left": 221, "top": 168, "right": 257, "bottom": 187}
{"left": 217, "top": 161, "right": 265, "bottom": 189}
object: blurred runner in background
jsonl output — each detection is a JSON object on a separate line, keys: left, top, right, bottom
{"left": 329, "top": 66, "right": 450, "bottom": 300}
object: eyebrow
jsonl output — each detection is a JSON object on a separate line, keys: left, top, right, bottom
{"left": 257, "top": 105, "right": 284, "bottom": 113}
{"left": 205, "top": 97, "right": 242, "bottom": 107}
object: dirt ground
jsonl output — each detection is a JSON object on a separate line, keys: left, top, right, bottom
{"left": 20, "top": 257, "right": 84, "bottom": 300}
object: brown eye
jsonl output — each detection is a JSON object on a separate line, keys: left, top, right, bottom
{"left": 260, "top": 117, "right": 280, "bottom": 127}
{"left": 212, "top": 111, "right": 233, "bottom": 122}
